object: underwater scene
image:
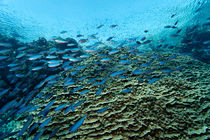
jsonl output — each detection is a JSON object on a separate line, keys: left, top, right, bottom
{"left": 0, "top": 0, "right": 210, "bottom": 139}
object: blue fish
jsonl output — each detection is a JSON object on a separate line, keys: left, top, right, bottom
{"left": 148, "top": 78, "right": 160, "bottom": 84}
{"left": 78, "top": 76, "right": 87, "bottom": 81}
{"left": 49, "top": 128, "right": 60, "bottom": 139}
{"left": 162, "top": 69, "right": 172, "bottom": 73}
{"left": 79, "top": 89, "right": 89, "bottom": 95}
{"left": 77, "top": 65, "right": 86, "bottom": 70}
{"left": 16, "top": 105, "right": 33, "bottom": 114}
{"left": 54, "top": 103, "right": 67, "bottom": 112}
{"left": 69, "top": 86, "right": 83, "bottom": 94}
{"left": 0, "top": 56, "right": 8, "bottom": 60}
{"left": 28, "top": 54, "right": 42, "bottom": 60}
{"left": 110, "top": 71, "right": 125, "bottom": 77}
{"left": 121, "top": 89, "right": 132, "bottom": 93}
{"left": 69, "top": 115, "right": 86, "bottom": 133}
{"left": 71, "top": 71, "right": 78, "bottom": 76}
{"left": 160, "top": 61, "right": 166, "bottom": 65}
{"left": 168, "top": 56, "right": 177, "bottom": 60}
{"left": 108, "top": 50, "right": 119, "bottom": 54}
{"left": 38, "top": 117, "right": 53, "bottom": 129}
{"left": 136, "top": 53, "right": 144, "bottom": 56}
{"left": 43, "top": 93, "right": 53, "bottom": 100}
{"left": 120, "top": 55, "right": 128, "bottom": 59}
{"left": 119, "top": 76, "right": 127, "bottom": 79}
{"left": 63, "top": 65, "right": 74, "bottom": 70}
{"left": 175, "top": 66, "right": 183, "bottom": 71}
{"left": 32, "top": 129, "right": 45, "bottom": 140}
{"left": 145, "top": 70, "right": 154, "bottom": 74}
{"left": 119, "top": 60, "right": 130, "bottom": 64}
{"left": 74, "top": 99, "right": 85, "bottom": 108}
{"left": 151, "top": 55, "right": 159, "bottom": 58}
{"left": 87, "top": 78, "right": 97, "bottom": 84}
{"left": 18, "top": 116, "right": 33, "bottom": 136}
{"left": 26, "top": 106, "right": 40, "bottom": 113}
{"left": 138, "top": 78, "right": 144, "bottom": 82}
{"left": 141, "top": 60, "right": 153, "bottom": 67}
{"left": 39, "top": 99, "right": 56, "bottom": 115}
{"left": 95, "top": 88, "right": 104, "bottom": 96}
{"left": 64, "top": 81, "right": 75, "bottom": 86}
{"left": 44, "top": 75, "right": 57, "bottom": 82}
{"left": 133, "top": 69, "right": 145, "bottom": 75}
{"left": 0, "top": 88, "right": 10, "bottom": 96}
{"left": 64, "top": 104, "right": 75, "bottom": 114}
{"left": 97, "top": 108, "right": 109, "bottom": 113}
{"left": 28, "top": 122, "right": 39, "bottom": 135}
{"left": 94, "top": 77, "right": 108, "bottom": 86}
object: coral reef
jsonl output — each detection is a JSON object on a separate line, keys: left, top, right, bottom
{"left": 7, "top": 48, "right": 209, "bottom": 140}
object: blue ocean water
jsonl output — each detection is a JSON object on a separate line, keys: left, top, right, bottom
{"left": 0, "top": 0, "right": 209, "bottom": 139}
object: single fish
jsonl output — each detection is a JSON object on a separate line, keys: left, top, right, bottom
{"left": 53, "top": 103, "right": 67, "bottom": 112}
{"left": 106, "top": 37, "right": 114, "bottom": 41}
{"left": 28, "top": 54, "right": 42, "bottom": 60}
{"left": 0, "top": 56, "right": 8, "bottom": 60}
{"left": 48, "top": 62, "right": 62, "bottom": 67}
{"left": 87, "top": 78, "right": 97, "bottom": 84}
{"left": 40, "top": 99, "right": 56, "bottom": 114}
{"left": 67, "top": 43, "right": 77, "bottom": 47}
{"left": 133, "top": 69, "right": 145, "bottom": 75}
{"left": 121, "top": 89, "right": 132, "bottom": 93}
{"left": 159, "top": 61, "right": 166, "bottom": 65}
{"left": 70, "top": 48, "right": 80, "bottom": 52}
{"left": 0, "top": 49, "right": 10, "bottom": 54}
{"left": 17, "top": 46, "right": 27, "bottom": 51}
{"left": 47, "top": 60, "right": 63, "bottom": 64}
{"left": 78, "top": 76, "right": 87, "bottom": 81}
{"left": 64, "top": 104, "right": 75, "bottom": 114}
{"left": 80, "top": 54, "right": 90, "bottom": 58}
{"left": 164, "top": 25, "right": 171, "bottom": 28}
{"left": 55, "top": 39, "right": 67, "bottom": 43}
{"left": 97, "top": 107, "right": 109, "bottom": 113}
{"left": 162, "top": 69, "right": 172, "bottom": 73}
{"left": 76, "top": 34, "right": 84, "bottom": 37}
{"left": 93, "top": 77, "right": 108, "bottom": 86}
{"left": 38, "top": 117, "right": 53, "bottom": 129}
{"left": 32, "top": 66, "right": 43, "bottom": 71}
{"left": 69, "top": 86, "right": 83, "bottom": 94}
{"left": 77, "top": 65, "right": 86, "bottom": 70}
{"left": 110, "top": 25, "right": 118, "bottom": 28}
{"left": 148, "top": 78, "right": 160, "bottom": 84}
{"left": 18, "top": 116, "right": 33, "bottom": 136}
{"left": 108, "top": 50, "right": 119, "bottom": 55}
{"left": 97, "top": 24, "right": 104, "bottom": 29}
{"left": 64, "top": 81, "right": 75, "bottom": 86}
{"left": 79, "top": 89, "right": 89, "bottom": 95}
{"left": 16, "top": 105, "right": 33, "bottom": 114}
{"left": 85, "top": 49, "right": 97, "bottom": 53}
{"left": 69, "top": 115, "right": 86, "bottom": 133}
{"left": 74, "top": 99, "right": 85, "bottom": 108}
{"left": 110, "top": 71, "right": 125, "bottom": 77}
{"left": 0, "top": 88, "right": 10, "bottom": 96}
{"left": 88, "top": 34, "right": 97, "bottom": 39}
{"left": 46, "top": 55, "right": 57, "bottom": 59}
{"left": 49, "top": 128, "right": 60, "bottom": 139}
{"left": 95, "top": 88, "right": 104, "bottom": 96}
{"left": 100, "top": 58, "right": 111, "bottom": 62}
{"left": 69, "top": 57, "right": 80, "bottom": 62}
{"left": 79, "top": 39, "right": 88, "bottom": 43}
{"left": 60, "top": 30, "right": 67, "bottom": 34}
{"left": 32, "top": 129, "right": 45, "bottom": 140}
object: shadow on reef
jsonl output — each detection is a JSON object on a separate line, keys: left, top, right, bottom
{"left": 180, "top": 26, "right": 210, "bottom": 64}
